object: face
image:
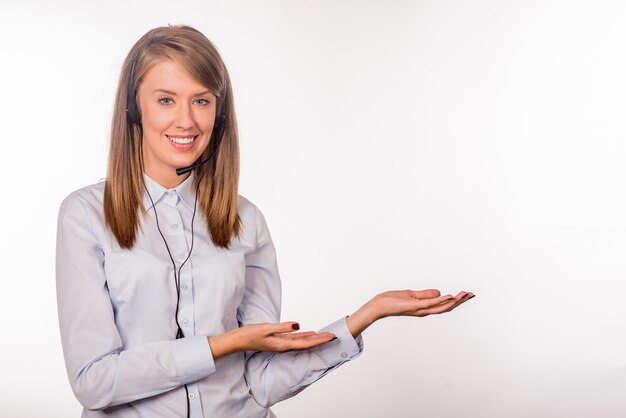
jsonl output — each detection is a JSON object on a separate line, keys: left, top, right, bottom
{"left": 136, "top": 59, "right": 217, "bottom": 188}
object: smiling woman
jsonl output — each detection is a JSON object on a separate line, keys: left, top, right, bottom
{"left": 104, "top": 26, "right": 241, "bottom": 252}
{"left": 55, "top": 24, "right": 474, "bottom": 418}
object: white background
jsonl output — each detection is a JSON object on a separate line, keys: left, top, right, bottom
{"left": 1, "top": 1, "right": 625, "bottom": 417}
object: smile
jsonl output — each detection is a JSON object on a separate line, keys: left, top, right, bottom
{"left": 166, "top": 135, "right": 197, "bottom": 144}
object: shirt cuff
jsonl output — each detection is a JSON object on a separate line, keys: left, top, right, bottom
{"left": 316, "top": 316, "right": 364, "bottom": 367}
{"left": 171, "top": 334, "right": 216, "bottom": 385}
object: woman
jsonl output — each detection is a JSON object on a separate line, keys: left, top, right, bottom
{"left": 56, "top": 25, "right": 474, "bottom": 418}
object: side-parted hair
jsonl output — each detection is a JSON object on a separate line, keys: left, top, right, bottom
{"left": 104, "top": 25, "right": 241, "bottom": 249}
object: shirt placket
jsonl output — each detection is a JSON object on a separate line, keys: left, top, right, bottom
{"left": 160, "top": 191, "right": 204, "bottom": 417}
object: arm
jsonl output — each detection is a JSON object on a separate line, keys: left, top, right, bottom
{"left": 56, "top": 195, "right": 215, "bottom": 410}
{"left": 206, "top": 204, "right": 474, "bottom": 407}
{"left": 228, "top": 205, "right": 364, "bottom": 408}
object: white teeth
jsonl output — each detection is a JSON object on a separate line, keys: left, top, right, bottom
{"left": 167, "top": 136, "right": 196, "bottom": 144}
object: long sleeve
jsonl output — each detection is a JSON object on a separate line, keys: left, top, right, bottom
{"left": 55, "top": 193, "right": 216, "bottom": 410}
{"left": 237, "top": 205, "right": 364, "bottom": 408}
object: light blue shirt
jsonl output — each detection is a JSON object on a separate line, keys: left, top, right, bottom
{"left": 56, "top": 173, "right": 363, "bottom": 417}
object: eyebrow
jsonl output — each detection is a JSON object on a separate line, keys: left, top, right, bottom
{"left": 152, "top": 88, "right": 213, "bottom": 96}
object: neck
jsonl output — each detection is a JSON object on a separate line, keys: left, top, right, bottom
{"left": 143, "top": 169, "right": 191, "bottom": 189}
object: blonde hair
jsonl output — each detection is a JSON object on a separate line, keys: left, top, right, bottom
{"left": 104, "top": 25, "right": 241, "bottom": 249}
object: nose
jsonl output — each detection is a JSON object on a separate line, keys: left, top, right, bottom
{"left": 176, "top": 101, "right": 195, "bottom": 130}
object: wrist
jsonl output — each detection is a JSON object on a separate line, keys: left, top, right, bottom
{"left": 208, "top": 328, "right": 242, "bottom": 360}
{"left": 346, "top": 300, "right": 379, "bottom": 338}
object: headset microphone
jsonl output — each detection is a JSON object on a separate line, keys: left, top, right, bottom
{"left": 175, "top": 161, "right": 206, "bottom": 176}
{"left": 175, "top": 114, "right": 228, "bottom": 176}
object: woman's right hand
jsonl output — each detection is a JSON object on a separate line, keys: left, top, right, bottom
{"left": 208, "top": 322, "right": 336, "bottom": 360}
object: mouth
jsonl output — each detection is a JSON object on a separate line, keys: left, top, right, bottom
{"left": 166, "top": 135, "right": 198, "bottom": 145}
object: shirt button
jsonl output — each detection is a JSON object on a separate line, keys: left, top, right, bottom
{"left": 182, "top": 319, "right": 190, "bottom": 326}
{"left": 171, "top": 223, "right": 179, "bottom": 229}
{"left": 181, "top": 283, "right": 188, "bottom": 290}
{"left": 340, "top": 352, "right": 348, "bottom": 359}
{"left": 188, "top": 393, "right": 195, "bottom": 400}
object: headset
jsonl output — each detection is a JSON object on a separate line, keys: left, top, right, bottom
{"left": 126, "top": 52, "right": 229, "bottom": 418}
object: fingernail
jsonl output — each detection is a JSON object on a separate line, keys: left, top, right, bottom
{"left": 292, "top": 323, "right": 300, "bottom": 330}
{"left": 468, "top": 295, "right": 476, "bottom": 300}
{"left": 330, "top": 336, "right": 337, "bottom": 341}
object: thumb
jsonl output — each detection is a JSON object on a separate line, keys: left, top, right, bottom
{"left": 271, "top": 321, "right": 300, "bottom": 334}
{"left": 412, "top": 289, "right": 441, "bottom": 299}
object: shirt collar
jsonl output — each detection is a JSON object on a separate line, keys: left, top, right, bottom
{"left": 142, "top": 172, "right": 197, "bottom": 213}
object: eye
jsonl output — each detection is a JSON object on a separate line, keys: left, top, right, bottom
{"left": 158, "top": 96, "right": 174, "bottom": 105}
{"left": 194, "top": 98, "right": 210, "bottom": 106}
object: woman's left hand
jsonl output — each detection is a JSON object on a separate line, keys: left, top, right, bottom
{"left": 371, "top": 289, "right": 474, "bottom": 318}
{"left": 346, "top": 289, "right": 475, "bottom": 338}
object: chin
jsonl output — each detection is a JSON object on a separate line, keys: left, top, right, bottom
{"left": 171, "top": 159, "right": 196, "bottom": 170}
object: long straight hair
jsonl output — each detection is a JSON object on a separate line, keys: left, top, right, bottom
{"left": 104, "top": 25, "right": 241, "bottom": 249}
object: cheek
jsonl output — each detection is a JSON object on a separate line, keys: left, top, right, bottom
{"left": 142, "top": 103, "right": 173, "bottom": 132}
{"left": 148, "top": 115, "right": 173, "bottom": 133}
{"left": 194, "top": 112, "right": 215, "bottom": 133}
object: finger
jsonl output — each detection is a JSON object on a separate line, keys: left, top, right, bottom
{"left": 274, "top": 332, "right": 336, "bottom": 351}
{"left": 389, "top": 294, "right": 451, "bottom": 315}
{"left": 416, "top": 297, "right": 464, "bottom": 315}
{"left": 410, "top": 289, "right": 441, "bottom": 299}
{"left": 408, "top": 294, "right": 454, "bottom": 311}
{"left": 441, "top": 293, "right": 469, "bottom": 310}
{"left": 448, "top": 293, "right": 475, "bottom": 309}
{"left": 455, "top": 292, "right": 476, "bottom": 304}
{"left": 449, "top": 291, "right": 468, "bottom": 302}
{"left": 417, "top": 293, "right": 475, "bottom": 316}
{"left": 413, "top": 304, "right": 455, "bottom": 316}
{"left": 264, "top": 321, "right": 301, "bottom": 335}
{"left": 287, "top": 332, "right": 336, "bottom": 350}
{"left": 456, "top": 292, "right": 476, "bottom": 305}
{"left": 279, "top": 331, "right": 318, "bottom": 340}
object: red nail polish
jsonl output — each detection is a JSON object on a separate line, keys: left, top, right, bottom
{"left": 292, "top": 323, "right": 300, "bottom": 330}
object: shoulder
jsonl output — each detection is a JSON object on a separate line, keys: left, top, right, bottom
{"left": 237, "top": 194, "right": 259, "bottom": 219}
{"left": 58, "top": 180, "right": 106, "bottom": 221}
{"left": 237, "top": 194, "right": 263, "bottom": 232}
{"left": 237, "top": 194, "right": 273, "bottom": 225}
{"left": 236, "top": 194, "right": 273, "bottom": 247}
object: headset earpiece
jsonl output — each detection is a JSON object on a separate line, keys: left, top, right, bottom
{"left": 126, "top": 57, "right": 141, "bottom": 125}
